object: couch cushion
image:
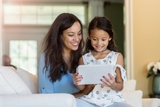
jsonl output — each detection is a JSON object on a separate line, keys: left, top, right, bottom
{"left": 122, "top": 90, "right": 142, "bottom": 107}
{"left": 0, "top": 94, "right": 76, "bottom": 107}
{"left": 122, "top": 79, "right": 136, "bottom": 91}
{"left": 142, "top": 98, "right": 160, "bottom": 107}
{"left": 0, "top": 66, "right": 32, "bottom": 95}
{"left": 16, "top": 68, "right": 38, "bottom": 93}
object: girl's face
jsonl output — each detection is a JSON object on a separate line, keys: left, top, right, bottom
{"left": 89, "top": 28, "right": 111, "bottom": 52}
{"left": 61, "top": 21, "right": 82, "bottom": 53}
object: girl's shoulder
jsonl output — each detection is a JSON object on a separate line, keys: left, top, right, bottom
{"left": 110, "top": 50, "right": 120, "bottom": 54}
{"left": 83, "top": 51, "right": 92, "bottom": 57}
{"left": 109, "top": 51, "right": 121, "bottom": 57}
{"left": 82, "top": 51, "right": 94, "bottom": 65}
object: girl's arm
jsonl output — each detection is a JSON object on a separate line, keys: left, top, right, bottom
{"left": 73, "top": 85, "right": 94, "bottom": 98}
{"left": 72, "top": 72, "right": 85, "bottom": 90}
{"left": 72, "top": 57, "right": 85, "bottom": 90}
{"left": 101, "top": 53, "right": 124, "bottom": 91}
{"left": 72, "top": 56, "right": 95, "bottom": 97}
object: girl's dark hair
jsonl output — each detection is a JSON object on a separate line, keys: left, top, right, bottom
{"left": 85, "top": 16, "right": 117, "bottom": 53}
{"left": 42, "top": 13, "right": 84, "bottom": 82}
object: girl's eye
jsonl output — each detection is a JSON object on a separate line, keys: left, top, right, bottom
{"left": 102, "top": 39, "right": 106, "bottom": 41}
{"left": 68, "top": 34, "right": 74, "bottom": 37}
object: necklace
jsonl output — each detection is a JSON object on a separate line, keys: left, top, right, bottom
{"left": 93, "top": 48, "right": 108, "bottom": 53}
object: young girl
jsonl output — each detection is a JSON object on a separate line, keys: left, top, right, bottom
{"left": 73, "top": 17, "right": 133, "bottom": 107}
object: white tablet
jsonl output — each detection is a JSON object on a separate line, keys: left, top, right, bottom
{"left": 76, "top": 65, "right": 116, "bottom": 85}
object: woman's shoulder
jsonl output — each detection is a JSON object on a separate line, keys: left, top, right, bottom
{"left": 39, "top": 53, "right": 46, "bottom": 63}
{"left": 39, "top": 52, "right": 46, "bottom": 58}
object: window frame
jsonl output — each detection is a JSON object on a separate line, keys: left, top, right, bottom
{"left": 2, "top": 2, "right": 88, "bottom": 27}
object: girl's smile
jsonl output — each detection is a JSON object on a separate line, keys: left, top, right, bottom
{"left": 89, "top": 28, "right": 111, "bottom": 52}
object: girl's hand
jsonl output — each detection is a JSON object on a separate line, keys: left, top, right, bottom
{"left": 72, "top": 72, "right": 83, "bottom": 85}
{"left": 100, "top": 73, "right": 117, "bottom": 90}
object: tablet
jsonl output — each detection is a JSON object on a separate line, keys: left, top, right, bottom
{"left": 76, "top": 65, "right": 116, "bottom": 85}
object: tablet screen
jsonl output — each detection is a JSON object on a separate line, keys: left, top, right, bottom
{"left": 76, "top": 65, "right": 116, "bottom": 85}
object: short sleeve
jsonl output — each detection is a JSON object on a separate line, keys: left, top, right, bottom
{"left": 115, "top": 64, "right": 127, "bottom": 82}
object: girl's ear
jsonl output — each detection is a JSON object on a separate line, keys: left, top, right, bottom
{"left": 109, "top": 37, "right": 112, "bottom": 41}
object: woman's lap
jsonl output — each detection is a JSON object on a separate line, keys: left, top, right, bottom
{"left": 76, "top": 98, "right": 97, "bottom": 107}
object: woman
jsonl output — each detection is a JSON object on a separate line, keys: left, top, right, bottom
{"left": 38, "top": 13, "right": 94, "bottom": 107}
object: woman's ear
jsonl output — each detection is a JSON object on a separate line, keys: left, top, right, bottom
{"left": 109, "top": 37, "right": 112, "bottom": 41}
{"left": 87, "top": 34, "right": 91, "bottom": 40}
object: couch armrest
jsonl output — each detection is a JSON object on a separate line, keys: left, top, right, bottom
{"left": 121, "top": 90, "right": 143, "bottom": 107}
{"left": 142, "top": 98, "right": 160, "bottom": 107}
{"left": 0, "top": 94, "right": 76, "bottom": 107}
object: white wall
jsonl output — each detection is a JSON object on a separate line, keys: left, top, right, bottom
{"left": 132, "top": 0, "right": 160, "bottom": 98}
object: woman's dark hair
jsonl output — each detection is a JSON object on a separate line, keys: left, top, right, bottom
{"left": 42, "top": 13, "right": 84, "bottom": 82}
{"left": 85, "top": 16, "right": 117, "bottom": 53}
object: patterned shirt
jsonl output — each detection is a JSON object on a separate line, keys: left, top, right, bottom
{"left": 80, "top": 51, "right": 127, "bottom": 107}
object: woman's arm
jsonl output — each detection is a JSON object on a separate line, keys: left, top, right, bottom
{"left": 38, "top": 53, "right": 46, "bottom": 93}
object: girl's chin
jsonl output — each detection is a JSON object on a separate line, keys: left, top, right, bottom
{"left": 94, "top": 48, "right": 107, "bottom": 52}
{"left": 95, "top": 49, "right": 103, "bottom": 52}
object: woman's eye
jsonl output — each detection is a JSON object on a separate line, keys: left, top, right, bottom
{"left": 93, "top": 38, "right": 97, "bottom": 41}
{"left": 102, "top": 39, "right": 106, "bottom": 41}
{"left": 78, "top": 33, "right": 82, "bottom": 36}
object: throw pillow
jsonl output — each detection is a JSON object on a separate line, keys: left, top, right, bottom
{"left": 0, "top": 66, "right": 32, "bottom": 95}
{"left": 16, "top": 68, "right": 38, "bottom": 93}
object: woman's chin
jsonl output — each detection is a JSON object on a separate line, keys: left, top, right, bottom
{"left": 72, "top": 47, "right": 79, "bottom": 51}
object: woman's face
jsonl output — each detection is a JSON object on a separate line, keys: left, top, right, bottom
{"left": 61, "top": 21, "right": 82, "bottom": 53}
{"left": 89, "top": 28, "right": 111, "bottom": 52}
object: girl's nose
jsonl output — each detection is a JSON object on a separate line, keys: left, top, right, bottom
{"left": 97, "top": 40, "right": 101, "bottom": 45}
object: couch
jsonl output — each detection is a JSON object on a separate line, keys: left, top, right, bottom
{"left": 121, "top": 79, "right": 160, "bottom": 107}
{"left": 0, "top": 66, "right": 76, "bottom": 107}
{"left": 0, "top": 66, "right": 160, "bottom": 107}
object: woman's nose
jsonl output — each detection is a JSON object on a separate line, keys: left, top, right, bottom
{"left": 74, "top": 35, "right": 79, "bottom": 41}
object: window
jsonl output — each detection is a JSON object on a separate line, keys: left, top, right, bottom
{"left": 10, "top": 40, "right": 37, "bottom": 75}
{"left": 3, "top": 4, "right": 86, "bottom": 25}
{"left": 4, "top": 3, "right": 87, "bottom": 75}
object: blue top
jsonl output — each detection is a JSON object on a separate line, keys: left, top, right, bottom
{"left": 38, "top": 53, "right": 80, "bottom": 94}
